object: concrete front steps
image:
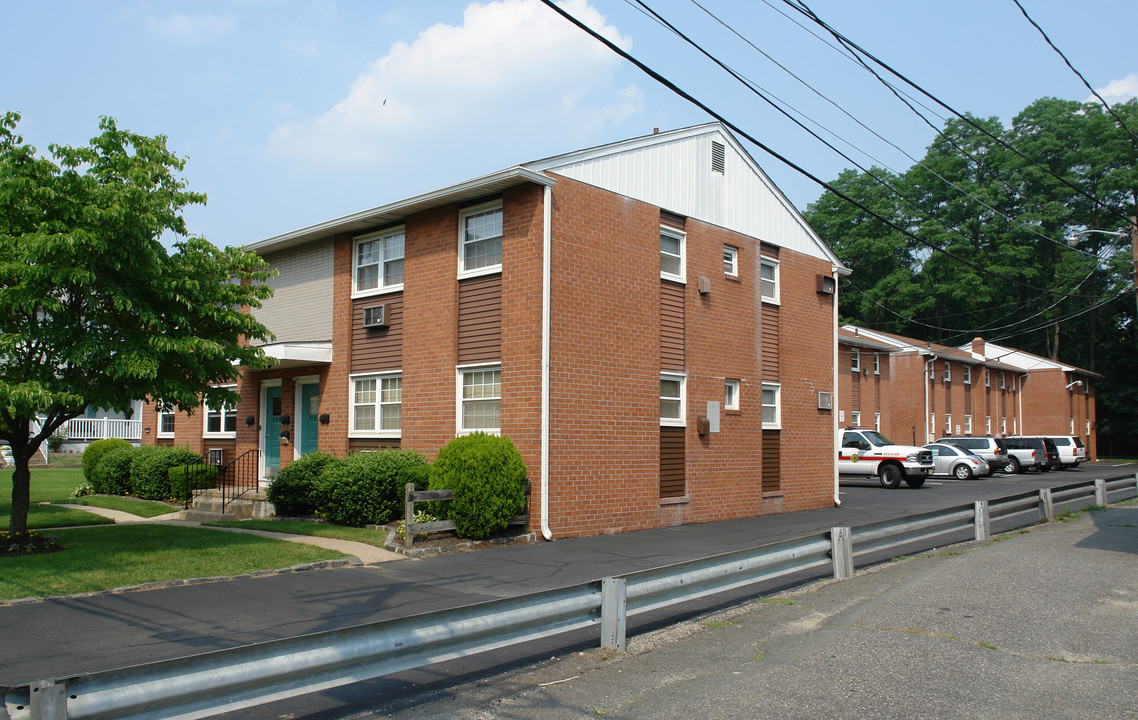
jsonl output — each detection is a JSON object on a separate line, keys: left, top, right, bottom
{"left": 181, "top": 489, "right": 276, "bottom": 522}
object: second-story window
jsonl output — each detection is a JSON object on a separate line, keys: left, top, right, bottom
{"left": 660, "top": 228, "right": 685, "bottom": 282}
{"left": 355, "top": 228, "right": 404, "bottom": 296}
{"left": 460, "top": 202, "right": 503, "bottom": 276}
{"left": 760, "top": 258, "right": 779, "bottom": 303}
{"left": 723, "top": 245, "right": 738, "bottom": 277}
{"left": 851, "top": 347, "right": 861, "bottom": 373}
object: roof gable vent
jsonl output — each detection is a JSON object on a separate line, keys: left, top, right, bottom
{"left": 711, "top": 141, "right": 726, "bottom": 174}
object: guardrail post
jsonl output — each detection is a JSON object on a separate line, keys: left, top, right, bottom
{"left": 974, "top": 500, "right": 989, "bottom": 542}
{"left": 29, "top": 679, "right": 68, "bottom": 720}
{"left": 831, "top": 527, "right": 853, "bottom": 580}
{"left": 600, "top": 577, "right": 627, "bottom": 652}
{"left": 404, "top": 483, "right": 415, "bottom": 550}
{"left": 1039, "top": 488, "right": 1055, "bottom": 522}
{"left": 1094, "top": 478, "right": 1107, "bottom": 507}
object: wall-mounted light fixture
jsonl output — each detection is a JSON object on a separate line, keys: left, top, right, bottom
{"left": 245, "top": 415, "right": 256, "bottom": 427}
{"left": 319, "top": 413, "right": 330, "bottom": 425}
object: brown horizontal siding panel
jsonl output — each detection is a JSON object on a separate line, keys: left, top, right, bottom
{"left": 762, "top": 430, "right": 781, "bottom": 493}
{"left": 458, "top": 275, "right": 502, "bottom": 365}
{"left": 660, "top": 209, "right": 686, "bottom": 230}
{"left": 760, "top": 242, "right": 780, "bottom": 259}
{"left": 761, "top": 303, "right": 779, "bottom": 382}
{"left": 348, "top": 438, "right": 402, "bottom": 453}
{"left": 660, "top": 280, "right": 685, "bottom": 373}
{"left": 351, "top": 293, "right": 403, "bottom": 373}
{"left": 660, "top": 425, "right": 685, "bottom": 498}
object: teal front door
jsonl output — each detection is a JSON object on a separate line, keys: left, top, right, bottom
{"left": 264, "top": 386, "right": 282, "bottom": 478}
{"left": 300, "top": 384, "right": 320, "bottom": 455}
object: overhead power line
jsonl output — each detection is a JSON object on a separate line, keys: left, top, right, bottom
{"left": 536, "top": 0, "right": 1110, "bottom": 303}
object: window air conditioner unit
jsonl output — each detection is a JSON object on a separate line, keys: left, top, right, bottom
{"left": 362, "top": 305, "right": 388, "bottom": 328}
{"left": 817, "top": 391, "right": 833, "bottom": 410}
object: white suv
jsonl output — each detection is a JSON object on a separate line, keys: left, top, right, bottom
{"left": 1047, "top": 436, "right": 1087, "bottom": 468}
{"left": 839, "top": 428, "right": 934, "bottom": 489}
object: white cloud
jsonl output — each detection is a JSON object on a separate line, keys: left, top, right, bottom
{"left": 269, "top": 0, "right": 641, "bottom": 170}
{"left": 144, "top": 11, "right": 236, "bottom": 44}
{"left": 1091, "top": 73, "right": 1138, "bottom": 105}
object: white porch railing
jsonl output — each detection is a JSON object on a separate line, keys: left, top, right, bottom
{"left": 33, "top": 417, "right": 143, "bottom": 443}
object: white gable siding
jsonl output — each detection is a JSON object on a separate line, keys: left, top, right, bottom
{"left": 254, "top": 241, "right": 334, "bottom": 344}
{"left": 535, "top": 129, "right": 833, "bottom": 264}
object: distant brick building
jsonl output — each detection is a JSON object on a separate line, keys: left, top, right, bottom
{"left": 141, "top": 124, "right": 850, "bottom": 538}
{"left": 837, "top": 326, "right": 1098, "bottom": 458}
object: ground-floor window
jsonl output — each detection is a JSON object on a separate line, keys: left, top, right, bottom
{"left": 459, "top": 365, "right": 501, "bottom": 434}
{"left": 351, "top": 372, "right": 402, "bottom": 436}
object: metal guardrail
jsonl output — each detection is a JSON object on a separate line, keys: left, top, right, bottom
{"left": 5, "top": 472, "right": 1136, "bottom": 720}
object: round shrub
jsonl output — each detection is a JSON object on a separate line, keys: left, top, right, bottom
{"left": 92, "top": 445, "right": 137, "bottom": 495}
{"left": 267, "top": 451, "right": 339, "bottom": 517}
{"left": 83, "top": 438, "right": 132, "bottom": 483}
{"left": 131, "top": 446, "right": 200, "bottom": 500}
{"left": 313, "top": 449, "right": 428, "bottom": 527}
{"left": 168, "top": 464, "right": 218, "bottom": 503}
{"left": 429, "top": 432, "right": 527, "bottom": 540}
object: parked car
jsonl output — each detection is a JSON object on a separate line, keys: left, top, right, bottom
{"left": 923, "top": 442, "right": 990, "bottom": 480}
{"left": 1003, "top": 436, "right": 1057, "bottom": 472}
{"left": 935, "top": 436, "right": 1011, "bottom": 473}
{"left": 1046, "top": 435, "right": 1087, "bottom": 468}
{"left": 1018, "top": 436, "right": 1065, "bottom": 470}
{"left": 839, "top": 428, "right": 934, "bottom": 489}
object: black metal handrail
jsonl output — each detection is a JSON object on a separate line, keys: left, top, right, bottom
{"left": 216, "top": 449, "right": 261, "bottom": 511}
{"left": 181, "top": 454, "right": 213, "bottom": 510}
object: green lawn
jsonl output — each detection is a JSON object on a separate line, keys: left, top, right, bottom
{"left": 205, "top": 519, "right": 390, "bottom": 547}
{"left": 0, "top": 467, "right": 112, "bottom": 530}
{"left": 0, "top": 524, "right": 348, "bottom": 600}
{"left": 62, "top": 495, "right": 180, "bottom": 518}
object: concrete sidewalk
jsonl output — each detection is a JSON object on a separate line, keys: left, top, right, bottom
{"left": 366, "top": 505, "right": 1138, "bottom": 720}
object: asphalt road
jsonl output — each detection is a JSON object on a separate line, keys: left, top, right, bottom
{"left": 1, "top": 461, "right": 1134, "bottom": 719}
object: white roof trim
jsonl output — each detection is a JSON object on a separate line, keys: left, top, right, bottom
{"left": 247, "top": 167, "right": 555, "bottom": 254}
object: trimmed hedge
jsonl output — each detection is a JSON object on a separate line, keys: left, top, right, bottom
{"left": 169, "top": 464, "right": 219, "bottom": 503}
{"left": 92, "top": 445, "right": 136, "bottom": 495}
{"left": 131, "top": 446, "right": 200, "bottom": 500}
{"left": 267, "top": 451, "right": 339, "bottom": 517}
{"left": 429, "top": 432, "right": 527, "bottom": 540}
{"left": 313, "top": 449, "right": 428, "bottom": 527}
{"left": 83, "top": 438, "right": 132, "bottom": 483}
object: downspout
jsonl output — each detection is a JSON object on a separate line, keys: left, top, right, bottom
{"left": 832, "top": 267, "right": 841, "bottom": 507}
{"left": 540, "top": 184, "right": 553, "bottom": 540}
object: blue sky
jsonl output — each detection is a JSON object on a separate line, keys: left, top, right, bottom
{"left": 5, "top": 1, "right": 1136, "bottom": 250}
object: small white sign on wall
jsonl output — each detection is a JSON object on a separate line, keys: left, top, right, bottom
{"left": 707, "top": 401, "right": 720, "bottom": 433}
{"left": 839, "top": 410, "right": 845, "bottom": 423}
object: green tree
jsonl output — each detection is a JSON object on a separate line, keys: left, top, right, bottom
{"left": 0, "top": 112, "right": 274, "bottom": 536}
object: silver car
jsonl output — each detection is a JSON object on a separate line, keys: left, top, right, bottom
{"left": 923, "top": 442, "right": 991, "bottom": 480}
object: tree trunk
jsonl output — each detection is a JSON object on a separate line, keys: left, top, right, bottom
{"left": 9, "top": 446, "right": 31, "bottom": 536}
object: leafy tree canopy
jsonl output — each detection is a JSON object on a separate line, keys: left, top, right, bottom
{"left": 0, "top": 111, "right": 274, "bottom": 534}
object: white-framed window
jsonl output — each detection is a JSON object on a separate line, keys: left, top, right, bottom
{"left": 761, "top": 383, "right": 781, "bottom": 429}
{"left": 723, "top": 245, "right": 738, "bottom": 277}
{"left": 203, "top": 386, "right": 238, "bottom": 438}
{"left": 964, "top": 415, "right": 972, "bottom": 435}
{"left": 660, "top": 227, "right": 685, "bottom": 282}
{"left": 874, "top": 412, "right": 881, "bottom": 431}
{"left": 1013, "top": 417, "right": 1017, "bottom": 434}
{"left": 851, "top": 410, "right": 861, "bottom": 427}
{"left": 724, "top": 379, "right": 740, "bottom": 411}
{"left": 1001, "top": 417, "right": 1007, "bottom": 434}
{"left": 760, "top": 258, "right": 779, "bottom": 303}
{"left": 660, "top": 373, "right": 686, "bottom": 426}
{"left": 873, "top": 352, "right": 880, "bottom": 375}
{"left": 851, "top": 347, "right": 861, "bottom": 373}
{"left": 459, "top": 201, "right": 503, "bottom": 277}
{"left": 963, "top": 365, "right": 971, "bottom": 384}
{"left": 157, "top": 411, "right": 175, "bottom": 438}
{"left": 1070, "top": 417, "right": 1075, "bottom": 434}
{"left": 350, "top": 372, "right": 402, "bottom": 436}
{"left": 986, "top": 415, "right": 991, "bottom": 434}
{"left": 943, "top": 361, "right": 951, "bottom": 382}
{"left": 353, "top": 227, "right": 404, "bottom": 297}
{"left": 1084, "top": 381, "right": 1090, "bottom": 396}
{"left": 985, "top": 369, "right": 991, "bottom": 387}
{"left": 930, "top": 414, "right": 937, "bottom": 437}
{"left": 945, "top": 413, "right": 952, "bottom": 435}
{"left": 1086, "top": 418, "right": 1091, "bottom": 436}
{"left": 1000, "top": 372, "right": 1006, "bottom": 390}
{"left": 458, "top": 364, "right": 501, "bottom": 434}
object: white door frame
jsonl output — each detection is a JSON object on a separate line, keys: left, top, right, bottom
{"left": 293, "top": 375, "right": 320, "bottom": 460}
{"left": 258, "top": 379, "right": 282, "bottom": 484}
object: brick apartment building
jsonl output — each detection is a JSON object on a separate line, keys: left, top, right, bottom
{"left": 141, "top": 124, "right": 850, "bottom": 538}
{"left": 837, "top": 326, "right": 1098, "bottom": 457}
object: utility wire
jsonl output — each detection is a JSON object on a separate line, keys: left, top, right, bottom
{"left": 779, "top": 0, "right": 1137, "bottom": 234}
{"left": 536, "top": 0, "right": 1108, "bottom": 301}
{"left": 1012, "top": 0, "right": 1138, "bottom": 148}
{"left": 686, "top": 0, "right": 1105, "bottom": 260}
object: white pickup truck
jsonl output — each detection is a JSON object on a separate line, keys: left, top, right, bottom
{"left": 839, "top": 428, "right": 934, "bottom": 489}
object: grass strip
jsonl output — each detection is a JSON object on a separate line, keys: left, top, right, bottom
{"left": 0, "top": 524, "right": 348, "bottom": 600}
{"left": 60, "top": 496, "right": 180, "bottom": 518}
{"left": 205, "top": 519, "right": 390, "bottom": 548}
